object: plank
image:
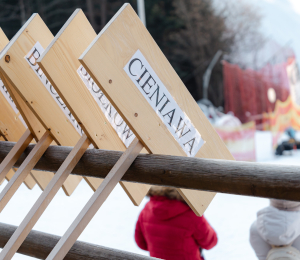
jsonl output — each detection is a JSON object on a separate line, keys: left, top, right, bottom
{"left": 0, "top": 28, "right": 39, "bottom": 190}
{"left": 0, "top": 82, "right": 44, "bottom": 190}
{"left": 0, "top": 129, "right": 33, "bottom": 182}
{"left": 0, "top": 131, "right": 53, "bottom": 213}
{"left": 2, "top": 79, "right": 59, "bottom": 191}
{"left": 79, "top": 3, "right": 234, "bottom": 216}
{"left": 2, "top": 167, "right": 36, "bottom": 189}
{"left": 46, "top": 138, "right": 143, "bottom": 260}
{"left": 0, "top": 28, "right": 58, "bottom": 191}
{"left": 0, "top": 16, "right": 92, "bottom": 195}
{"left": 0, "top": 136, "right": 14, "bottom": 185}
{"left": 0, "top": 134, "right": 90, "bottom": 259}
{"left": 38, "top": 9, "right": 150, "bottom": 205}
{"left": 0, "top": 78, "right": 57, "bottom": 191}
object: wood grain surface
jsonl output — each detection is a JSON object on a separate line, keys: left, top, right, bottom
{"left": 79, "top": 4, "right": 234, "bottom": 215}
{"left": 0, "top": 222, "right": 157, "bottom": 260}
{"left": 0, "top": 27, "right": 54, "bottom": 190}
{"left": 1, "top": 141, "right": 300, "bottom": 201}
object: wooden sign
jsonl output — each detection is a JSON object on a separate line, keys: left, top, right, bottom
{"left": 0, "top": 14, "right": 113, "bottom": 259}
{"left": 0, "top": 27, "right": 83, "bottom": 194}
{"left": 33, "top": 6, "right": 233, "bottom": 259}
{"left": 0, "top": 28, "right": 55, "bottom": 190}
{"left": 79, "top": 3, "right": 234, "bottom": 215}
{"left": 0, "top": 80, "right": 34, "bottom": 189}
{"left": 0, "top": 14, "right": 101, "bottom": 194}
{"left": 37, "top": 9, "right": 150, "bottom": 206}
{"left": 0, "top": 11, "right": 150, "bottom": 259}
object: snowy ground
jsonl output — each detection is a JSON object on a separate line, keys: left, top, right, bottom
{"left": 0, "top": 131, "right": 300, "bottom": 260}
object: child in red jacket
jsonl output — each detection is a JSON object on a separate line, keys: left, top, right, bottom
{"left": 135, "top": 186, "right": 217, "bottom": 260}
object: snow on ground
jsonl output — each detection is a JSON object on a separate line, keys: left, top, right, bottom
{"left": 0, "top": 131, "right": 300, "bottom": 260}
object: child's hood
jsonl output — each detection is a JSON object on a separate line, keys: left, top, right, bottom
{"left": 148, "top": 196, "right": 190, "bottom": 220}
{"left": 256, "top": 206, "right": 300, "bottom": 246}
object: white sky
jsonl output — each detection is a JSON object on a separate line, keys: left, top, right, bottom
{"left": 289, "top": 0, "right": 300, "bottom": 13}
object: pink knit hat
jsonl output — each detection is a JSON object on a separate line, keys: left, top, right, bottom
{"left": 270, "top": 199, "right": 300, "bottom": 211}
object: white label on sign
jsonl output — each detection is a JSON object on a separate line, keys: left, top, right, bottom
{"left": 25, "top": 42, "right": 83, "bottom": 136}
{"left": 0, "top": 79, "right": 27, "bottom": 127}
{"left": 124, "top": 49, "right": 204, "bottom": 157}
{"left": 77, "top": 65, "right": 135, "bottom": 148}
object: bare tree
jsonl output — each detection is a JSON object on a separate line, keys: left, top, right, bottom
{"left": 171, "top": 0, "right": 231, "bottom": 100}
{"left": 170, "top": 0, "right": 265, "bottom": 103}
{"left": 19, "top": 0, "right": 26, "bottom": 25}
{"left": 86, "top": 0, "right": 96, "bottom": 31}
{"left": 216, "top": 0, "right": 266, "bottom": 69}
{"left": 100, "top": 0, "right": 107, "bottom": 29}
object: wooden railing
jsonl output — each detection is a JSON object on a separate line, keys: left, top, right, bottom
{"left": 0, "top": 222, "right": 155, "bottom": 260}
{"left": 1, "top": 141, "right": 299, "bottom": 202}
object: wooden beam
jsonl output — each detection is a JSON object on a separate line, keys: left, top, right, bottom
{"left": 1, "top": 141, "right": 300, "bottom": 201}
{"left": 0, "top": 222, "right": 156, "bottom": 260}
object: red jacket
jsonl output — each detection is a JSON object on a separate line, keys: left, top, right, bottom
{"left": 135, "top": 196, "right": 217, "bottom": 260}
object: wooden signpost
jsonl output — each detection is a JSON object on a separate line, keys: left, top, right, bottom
{"left": 30, "top": 4, "right": 234, "bottom": 260}
{"left": 0, "top": 4, "right": 235, "bottom": 260}
{"left": 0, "top": 10, "right": 151, "bottom": 259}
{"left": 79, "top": 2, "right": 234, "bottom": 214}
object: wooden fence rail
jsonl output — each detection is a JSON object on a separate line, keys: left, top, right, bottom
{"left": 0, "top": 222, "right": 155, "bottom": 260}
{"left": 0, "top": 141, "right": 300, "bottom": 201}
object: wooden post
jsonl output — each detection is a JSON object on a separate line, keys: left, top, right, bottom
{"left": 0, "top": 129, "right": 32, "bottom": 182}
{"left": 46, "top": 138, "right": 143, "bottom": 260}
{"left": 0, "top": 135, "right": 90, "bottom": 260}
{"left": 79, "top": 3, "right": 234, "bottom": 217}
{"left": 0, "top": 137, "right": 6, "bottom": 186}
{"left": 0, "top": 222, "right": 156, "bottom": 260}
{"left": 0, "top": 131, "right": 52, "bottom": 212}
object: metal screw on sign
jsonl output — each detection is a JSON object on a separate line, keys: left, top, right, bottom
{"left": 109, "top": 79, "right": 112, "bottom": 84}
{"left": 134, "top": 113, "right": 138, "bottom": 117}
{"left": 4, "top": 55, "right": 10, "bottom": 63}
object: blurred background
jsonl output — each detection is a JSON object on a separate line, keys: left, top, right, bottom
{"left": 0, "top": 0, "right": 300, "bottom": 259}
